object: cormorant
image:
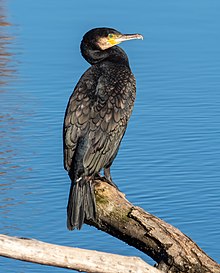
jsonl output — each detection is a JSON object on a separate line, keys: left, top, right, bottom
{"left": 63, "top": 27, "right": 143, "bottom": 230}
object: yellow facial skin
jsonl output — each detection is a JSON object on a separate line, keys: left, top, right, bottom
{"left": 107, "top": 33, "right": 120, "bottom": 46}
{"left": 97, "top": 34, "right": 121, "bottom": 50}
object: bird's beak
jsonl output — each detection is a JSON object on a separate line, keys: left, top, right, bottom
{"left": 99, "top": 33, "right": 144, "bottom": 50}
{"left": 115, "top": 33, "right": 144, "bottom": 43}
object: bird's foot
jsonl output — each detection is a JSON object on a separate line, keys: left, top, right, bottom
{"left": 94, "top": 173, "right": 119, "bottom": 190}
{"left": 104, "top": 178, "right": 119, "bottom": 190}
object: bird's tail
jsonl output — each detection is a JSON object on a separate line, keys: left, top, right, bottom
{"left": 67, "top": 177, "right": 96, "bottom": 230}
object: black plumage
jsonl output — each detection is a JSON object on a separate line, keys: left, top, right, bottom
{"left": 63, "top": 27, "right": 143, "bottom": 230}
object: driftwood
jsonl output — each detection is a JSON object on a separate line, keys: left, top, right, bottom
{"left": 85, "top": 180, "right": 220, "bottom": 273}
{"left": 0, "top": 179, "right": 220, "bottom": 273}
{"left": 0, "top": 234, "right": 161, "bottom": 273}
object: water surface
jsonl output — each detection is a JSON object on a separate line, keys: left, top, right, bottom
{"left": 1, "top": 0, "right": 220, "bottom": 272}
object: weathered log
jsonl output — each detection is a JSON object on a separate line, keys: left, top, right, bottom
{"left": 83, "top": 180, "right": 220, "bottom": 273}
{"left": 0, "top": 234, "right": 161, "bottom": 273}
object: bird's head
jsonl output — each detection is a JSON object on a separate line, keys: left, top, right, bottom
{"left": 80, "top": 27, "right": 143, "bottom": 64}
{"left": 81, "top": 27, "right": 143, "bottom": 51}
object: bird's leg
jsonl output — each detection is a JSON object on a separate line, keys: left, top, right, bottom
{"left": 94, "top": 169, "right": 119, "bottom": 189}
{"left": 103, "top": 167, "right": 119, "bottom": 189}
{"left": 94, "top": 172, "right": 102, "bottom": 180}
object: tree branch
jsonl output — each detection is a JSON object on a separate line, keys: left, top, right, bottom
{"left": 84, "top": 180, "right": 220, "bottom": 273}
{"left": 0, "top": 234, "right": 161, "bottom": 273}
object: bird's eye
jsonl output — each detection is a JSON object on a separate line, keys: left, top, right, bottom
{"left": 108, "top": 34, "right": 114, "bottom": 39}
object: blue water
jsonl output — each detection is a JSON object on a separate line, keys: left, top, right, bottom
{"left": 1, "top": 0, "right": 220, "bottom": 272}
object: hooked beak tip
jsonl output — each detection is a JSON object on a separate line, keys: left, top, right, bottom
{"left": 136, "top": 34, "right": 144, "bottom": 40}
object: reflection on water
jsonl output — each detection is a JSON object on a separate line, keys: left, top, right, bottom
{"left": 0, "top": 1, "right": 16, "bottom": 177}
{"left": 0, "top": 1, "right": 28, "bottom": 229}
{"left": 0, "top": 3, "right": 15, "bottom": 90}
{"left": 0, "top": 3, "right": 13, "bottom": 176}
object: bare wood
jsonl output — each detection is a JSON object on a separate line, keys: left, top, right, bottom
{"left": 0, "top": 234, "right": 162, "bottom": 273}
{"left": 84, "top": 180, "right": 220, "bottom": 273}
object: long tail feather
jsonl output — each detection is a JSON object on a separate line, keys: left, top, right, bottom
{"left": 67, "top": 177, "right": 96, "bottom": 230}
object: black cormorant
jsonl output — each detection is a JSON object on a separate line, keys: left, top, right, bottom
{"left": 63, "top": 27, "right": 143, "bottom": 230}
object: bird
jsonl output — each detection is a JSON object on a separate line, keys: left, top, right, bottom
{"left": 63, "top": 27, "right": 143, "bottom": 230}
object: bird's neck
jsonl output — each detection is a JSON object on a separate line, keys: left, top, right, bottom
{"left": 81, "top": 44, "right": 129, "bottom": 67}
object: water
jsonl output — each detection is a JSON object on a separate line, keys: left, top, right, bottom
{"left": 1, "top": 0, "right": 220, "bottom": 272}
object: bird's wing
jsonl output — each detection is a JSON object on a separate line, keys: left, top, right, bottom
{"left": 83, "top": 72, "right": 136, "bottom": 174}
{"left": 63, "top": 68, "right": 97, "bottom": 172}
